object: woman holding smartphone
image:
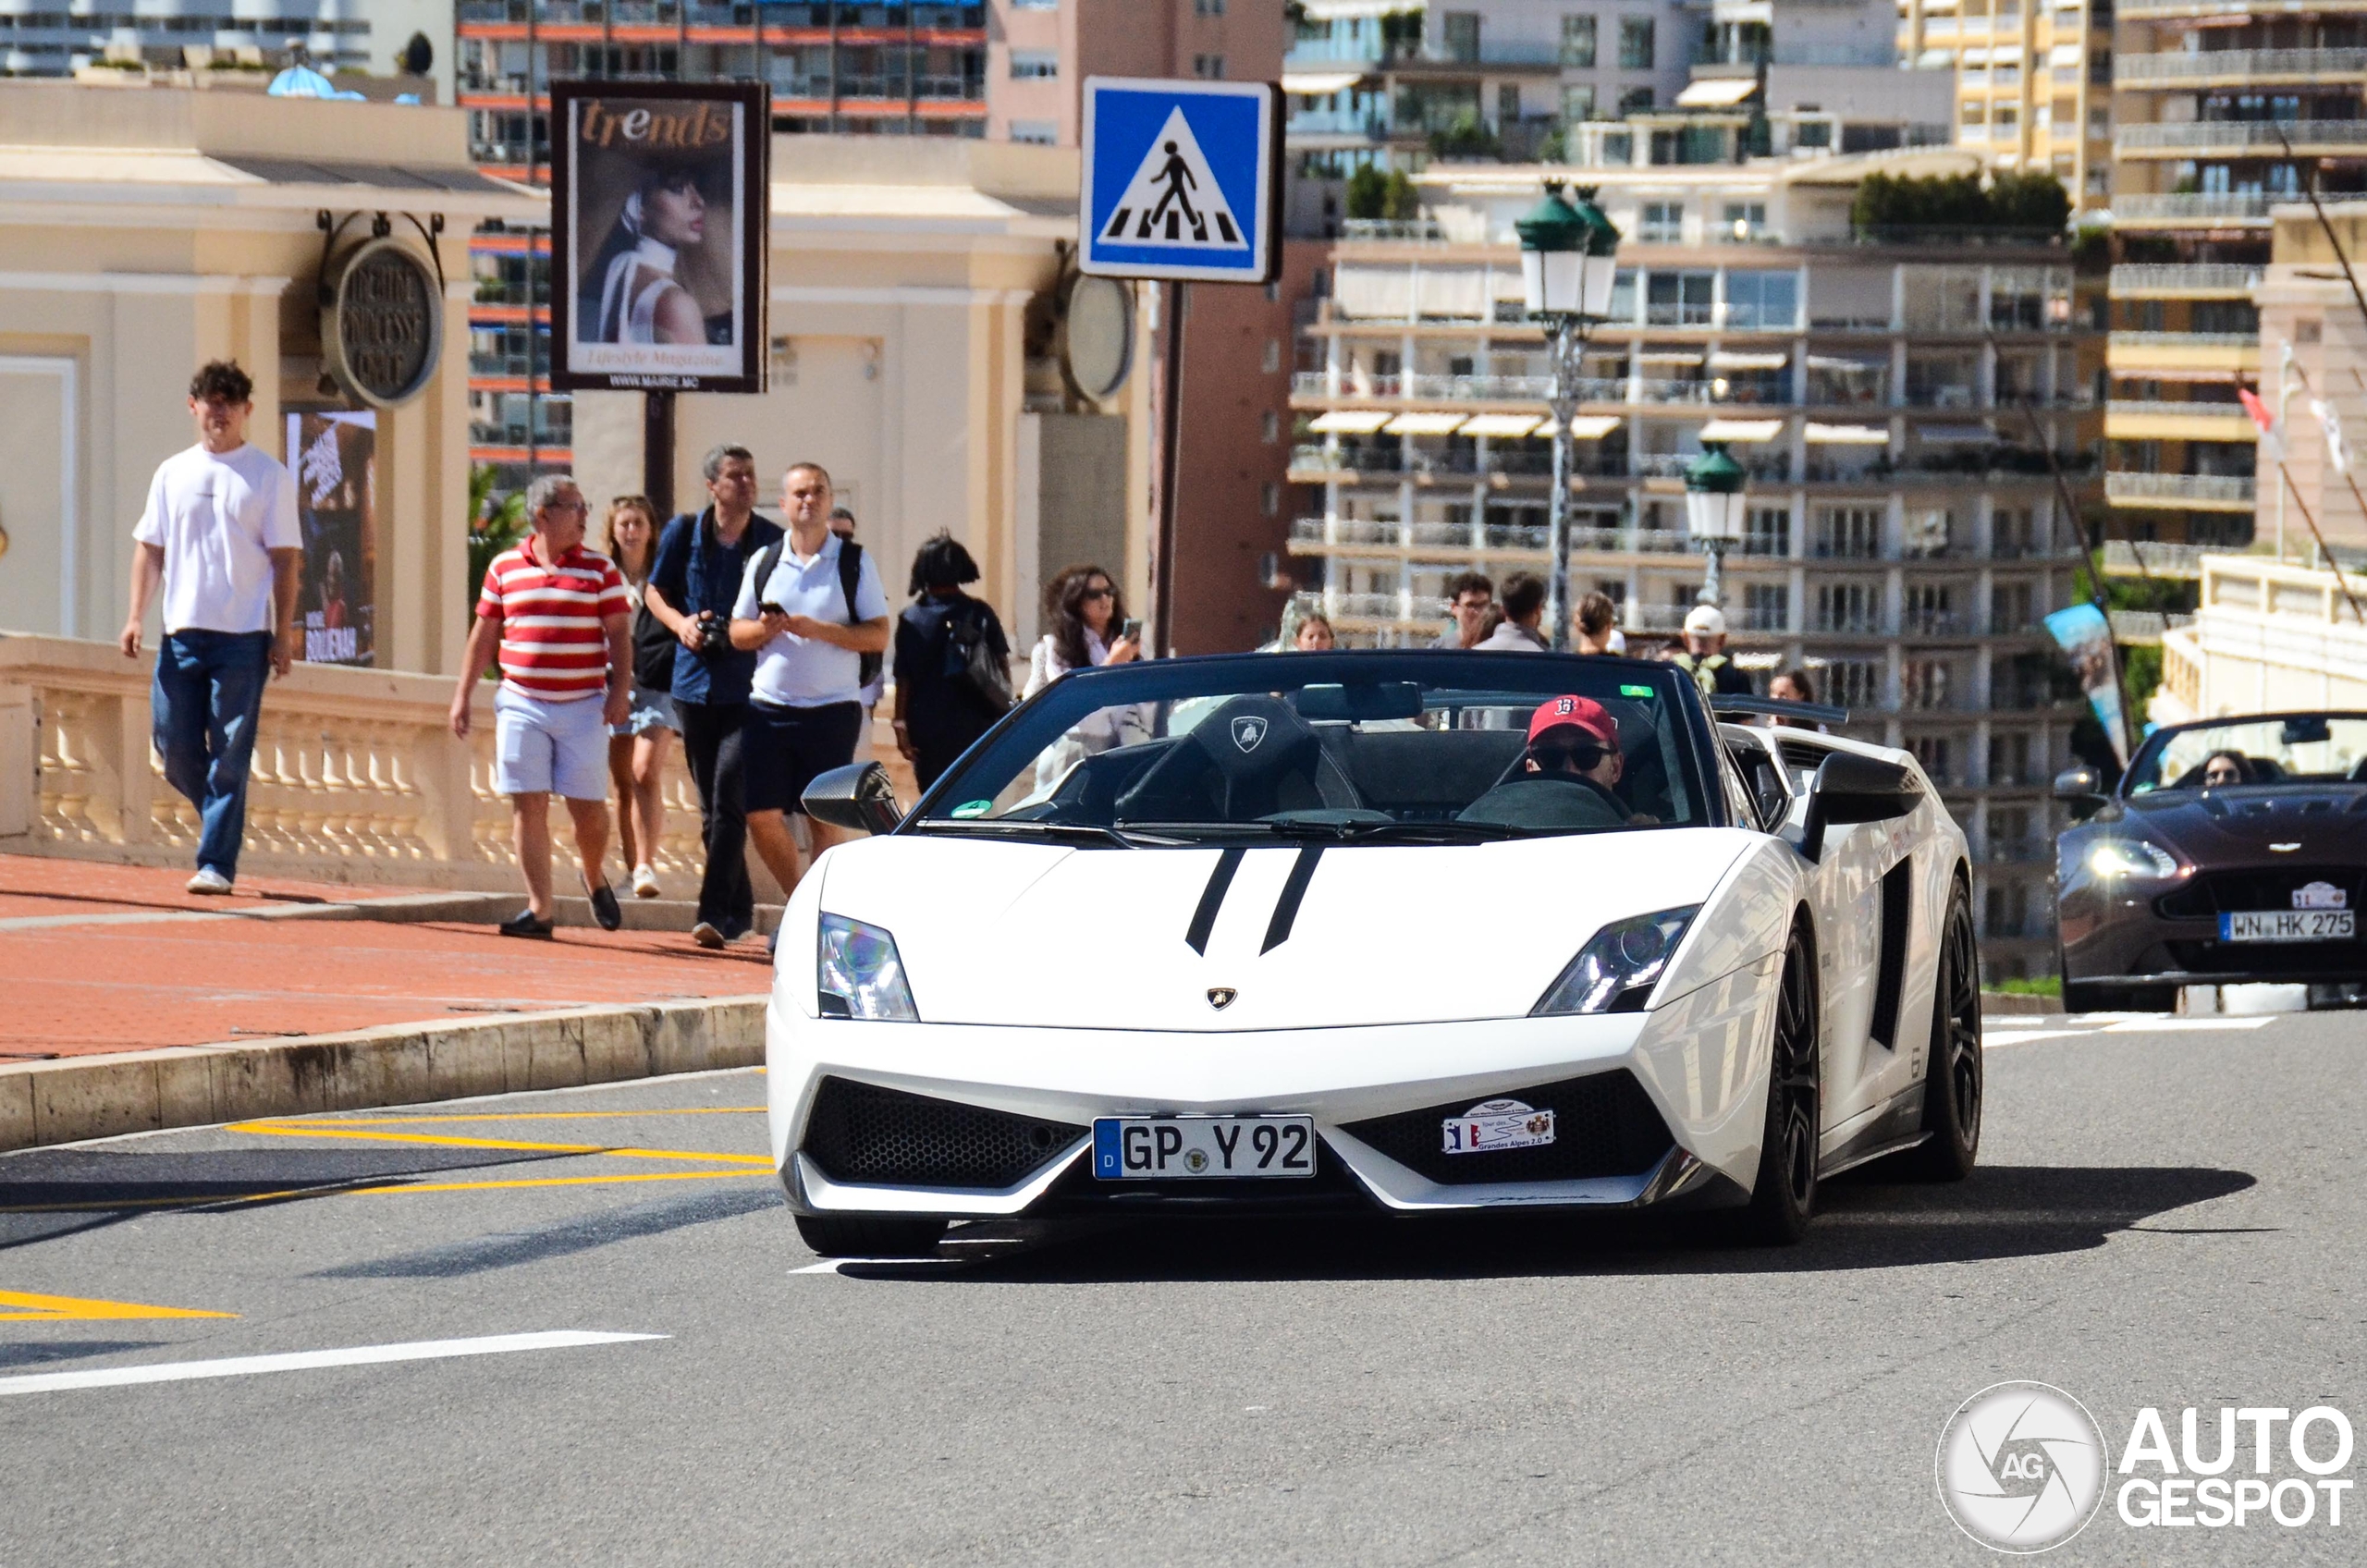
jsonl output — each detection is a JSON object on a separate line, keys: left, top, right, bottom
{"left": 1023, "top": 564, "right": 1148, "bottom": 793}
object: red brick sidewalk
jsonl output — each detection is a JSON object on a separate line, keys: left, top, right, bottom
{"left": 0, "top": 856, "right": 771, "bottom": 1061}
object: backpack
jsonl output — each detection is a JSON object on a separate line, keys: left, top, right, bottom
{"left": 748, "top": 535, "right": 883, "bottom": 691}
{"left": 942, "top": 596, "right": 1013, "bottom": 715}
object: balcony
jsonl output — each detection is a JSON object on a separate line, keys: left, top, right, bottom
{"left": 2104, "top": 471, "right": 2258, "bottom": 510}
{"left": 2118, "top": 120, "right": 2367, "bottom": 158}
{"left": 2114, "top": 193, "right": 2274, "bottom": 227}
{"left": 2107, "top": 331, "right": 2260, "bottom": 376}
{"left": 1338, "top": 218, "right": 1449, "bottom": 244}
{"left": 2104, "top": 399, "right": 2259, "bottom": 441}
{"left": 2116, "top": 47, "right": 2367, "bottom": 88}
{"left": 2108, "top": 263, "right": 2264, "bottom": 297}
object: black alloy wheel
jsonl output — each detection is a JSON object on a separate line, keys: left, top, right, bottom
{"left": 795, "top": 1214, "right": 948, "bottom": 1259}
{"left": 1736, "top": 919, "right": 1821, "bottom": 1244}
{"left": 1901, "top": 879, "right": 1982, "bottom": 1181}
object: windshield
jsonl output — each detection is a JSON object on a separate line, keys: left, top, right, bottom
{"left": 909, "top": 652, "right": 1714, "bottom": 844}
{"left": 2126, "top": 714, "right": 2367, "bottom": 793}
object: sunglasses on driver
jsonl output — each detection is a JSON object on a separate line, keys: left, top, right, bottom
{"left": 1531, "top": 741, "right": 1613, "bottom": 773}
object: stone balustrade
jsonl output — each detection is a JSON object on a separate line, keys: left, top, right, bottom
{"left": 0, "top": 633, "right": 901, "bottom": 893}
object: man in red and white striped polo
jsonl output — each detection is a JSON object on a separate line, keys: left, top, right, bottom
{"left": 448, "top": 474, "right": 632, "bottom": 939}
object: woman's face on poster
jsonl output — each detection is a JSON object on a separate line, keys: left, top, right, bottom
{"left": 645, "top": 178, "right": 705, "bottom": 247}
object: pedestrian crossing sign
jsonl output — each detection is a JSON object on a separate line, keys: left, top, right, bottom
{"left": 1081, "top": 77, "right": 1281, "bottom": 285}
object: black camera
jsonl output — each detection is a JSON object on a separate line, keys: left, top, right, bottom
{"left": 693, "top": 610, "right": 733, "bottom": 662}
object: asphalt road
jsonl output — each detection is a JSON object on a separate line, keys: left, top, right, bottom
{"left": 2, "top": 1008, "right": 2361, "bottom": 1565}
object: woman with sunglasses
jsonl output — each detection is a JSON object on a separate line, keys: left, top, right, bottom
{"left": 1022, "top": 564, "right": 1149, "bottom": 792}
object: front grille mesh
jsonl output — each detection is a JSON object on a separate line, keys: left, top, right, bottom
{"left": 1341, "top": 1071, "right": 1673, "bottom": 1186}
{"left": 801, "top": 1077, "right": 1086, "bottom": 1190}
{"left": 2156, "top": 866, "right": 2364, "bottom": 921}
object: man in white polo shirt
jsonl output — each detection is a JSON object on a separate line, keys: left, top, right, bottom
{"left": 729, "top": 462, "right": 890, "bottom": 906}
{"left": 118, "top": 361, "right": 302, "bottom": 896}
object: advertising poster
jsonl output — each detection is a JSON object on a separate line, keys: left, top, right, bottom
{"left": 2043, "top": 602, "right": 2128, "bottom": 765}
{"left": 287, "top": 410, "right": 375, "bottom": 668}
{"left": 548, "top": 79, "right": 768, "bottom": 394}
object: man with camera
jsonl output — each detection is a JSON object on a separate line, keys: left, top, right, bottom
{"left": 644, "top": 443, "right": 783, "bottom": 948}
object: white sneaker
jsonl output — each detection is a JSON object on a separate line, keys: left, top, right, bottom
{"left": 632, "top": 864, "right": 662, "bottom": 900}
{"left": 186, "top": 867, "right": 233, "bottom": 895}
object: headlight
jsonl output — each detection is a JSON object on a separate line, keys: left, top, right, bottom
{"left": 2087, "top": 839, "right": 2180, "bottom": 880}
{"left": 816, "top": 914, "right": 919, "bottom": 1021}
{"left": 1533, "top": 906, "right": 1699, "bottom": 1017}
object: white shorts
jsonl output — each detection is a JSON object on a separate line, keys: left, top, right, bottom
{"left": 494, "top": 685, "right": 609, "bottom": 801}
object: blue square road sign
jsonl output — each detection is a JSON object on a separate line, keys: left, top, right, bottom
{"left": 1079, "top": 77, "right": 1282, "bottom": 286}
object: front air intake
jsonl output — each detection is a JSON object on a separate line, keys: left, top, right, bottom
{"left": 801, "top": 1077, "right": 1087, "bottom": 1190}
{"left": 1341, "top": 1071, "right": 1674, "bottom": 1186}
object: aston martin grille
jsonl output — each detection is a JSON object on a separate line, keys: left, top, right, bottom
{"left": 1341, "top": 1071, "right": 1674, "bottom": 1186}
{"left": 801, "top": 1078, "right": 1087, "bottom": 1190}
{"left": 2155, "top": 867, "right": 2364, "bottom": 922}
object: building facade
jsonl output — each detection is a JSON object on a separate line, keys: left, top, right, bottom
{"left": 0, "top": 0, "right": 452, "bottom": 92}
{"left": 1287, "top": 154, "right": 2100, "bottom": 974}
{"left": 1896, "top": 0, "right": 2113, "bottom": 206}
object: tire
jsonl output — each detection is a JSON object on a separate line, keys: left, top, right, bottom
{"left": 1735, "top": 918, "right": 1821, "bottom": 1245}
{"left": 1899, "top": 879, "right": 1981, "bottom": 1182}
{"left": 794, "top": 1214, "right": 947, "bottom": 1259}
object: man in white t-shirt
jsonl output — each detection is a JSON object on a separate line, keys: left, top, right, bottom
{"left": 118, "top": 361, "right": 302, "bottom": 895}
{"left": 728, "top": 462, "right": 890, "bottom": 911}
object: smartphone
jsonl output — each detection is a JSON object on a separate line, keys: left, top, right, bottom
{"left": 1118, "top": 617, "right": 1143, "bottom": 643}
{"left": 759, "top": 602, "right": 786, "bottom": 617}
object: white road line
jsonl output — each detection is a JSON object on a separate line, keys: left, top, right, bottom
{"left": 0, "top": 1330, "right": 665, "bottom": 1397}
{"left": 1983, "top": 1029, "right": 2101, "bottom": 1047}
{"left": 2104, "top": 1017, "right": 2277, "bottom": 1032}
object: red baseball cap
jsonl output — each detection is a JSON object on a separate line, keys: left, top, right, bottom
{"left": 1527, "top": 695, "right": 1618, "bottom": 750}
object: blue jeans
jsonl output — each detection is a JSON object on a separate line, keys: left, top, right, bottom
{"left": 151, "top": 629, "right": 274, "bottom": 878}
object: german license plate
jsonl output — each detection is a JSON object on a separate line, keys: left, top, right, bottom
{"left": 2221, "top": 910, "right": 2356, "bottom": 943}
{"left": 1091, "top": 1116, "right": 1316, "bottom": 1180}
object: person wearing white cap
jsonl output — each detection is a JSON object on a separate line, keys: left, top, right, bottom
{"left": 1674, "top": 604, "right": 1752, "bottom": 697}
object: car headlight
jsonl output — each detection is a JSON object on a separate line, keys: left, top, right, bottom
{"left": 2087, "top": 839, "right": 2180, "bottom": 880}
{"left": 1533, "top": 906, "right": 1699, "bottom": 1017}
{"left": 816, "top": 914, "right": 919, "bottom": 1021}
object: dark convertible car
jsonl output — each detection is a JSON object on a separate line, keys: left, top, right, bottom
{"left": 2054, "top": 711, "right": 2367, "bottom": 1011}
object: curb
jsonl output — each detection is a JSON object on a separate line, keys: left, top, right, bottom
{"left": 0, "top": 995, "right": 770, "bottom": 1154}
{"left": 1979, "top": 991, "right": 2057, "bottom": 1016}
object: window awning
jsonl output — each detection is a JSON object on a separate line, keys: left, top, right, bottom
{"left": 1282, "top": 71, "right": 1367, "bottom": 96}
{"left": 1710, "top": 350, "right": 1789, "bottom": 371}
{"left": 1676, "top": 77, "right": 1761, "bottom": 109}
{"left": 1564, "top": 415, "right": 1625, "bottom": 439}
{"left": 1805, "top": 423, "right": 1892, "bottom": 445}
{"left": 1807, "top": 355, "right": 1884, "bottom": 373}
{"left": 1307, "top": 410, "right": 1392, "bottom": 435}
{"left": 1458, "top": 413, "right": 1546, "bottom": 437}
{"left": 1698, "top": 418, "right": 1785, "bottom": 443}
{"left": 1637, "top": 349, "right": 1705, "bottom": 365}
{"left": 1383, "top": 411, "right": 1469, "bottom": 435}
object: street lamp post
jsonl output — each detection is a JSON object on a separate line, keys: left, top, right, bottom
{"left": 1685, "top": 442, "right": 1748, "bottom": 608}
{"left": 1515, "top": 183, "right": 1621, "bottom": 651}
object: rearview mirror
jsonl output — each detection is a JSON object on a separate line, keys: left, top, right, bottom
{"left": 802, "top": 762, "right": 903, "bottom": 837}
{"left": 1795, "top": 751, "right": 1919, "bottom": 862}
{"left": 2052, "top": 764, "right": 2103, "bottom": 802}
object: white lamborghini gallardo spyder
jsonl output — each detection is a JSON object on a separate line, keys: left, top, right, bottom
{"left": 767, "top": 651, "right": 1983, "bottom": 1256}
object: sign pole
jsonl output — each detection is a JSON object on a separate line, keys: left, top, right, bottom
{"left": 644, "top": 389, "right": 675, "bottom": 520}
{"left": 1153, "top": 280, "right": 1186, "bottom": 658}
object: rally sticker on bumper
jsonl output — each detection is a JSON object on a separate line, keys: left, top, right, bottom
{"left": 1442, "top": 1098, "right": 1555, "bottom": 1155}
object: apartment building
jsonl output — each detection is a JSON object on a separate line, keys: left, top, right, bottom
{"left": 0, "top": 1, "right": 450, "bottom": 86}
{"left": 2094, "top": 0, "right": 2367, "bottom": 554}
{"left": 1286, "top": 153, "right": 2100, "bottom": 974}
{"left": 1282, "top": 0, "right": 1703, "bottom": 176}
{"left": 453, "top": 1, "right": 990, "bottom": 486}
{"left": 1896, "top": 0, "right": 2113, "bottom": 207}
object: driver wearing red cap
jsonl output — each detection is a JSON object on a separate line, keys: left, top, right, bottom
{"left": 1525, "top": 695, "right": 1625, "bottom": 794}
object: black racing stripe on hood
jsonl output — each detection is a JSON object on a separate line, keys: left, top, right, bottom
{"left": 1261, "top": 846, "right": 1324, "bottom": 955}
{"left": 1184, "top": 848, "right": 1245, "bottom": 955}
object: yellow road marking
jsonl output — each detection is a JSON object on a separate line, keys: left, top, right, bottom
{"left": 0, "top": 1288, "right": 235, "bottom": 1322}
{"left": 300, "top": 1109, "right": 766, "bottom": 1125}
{"left": 343, "top": 1170, "right": 767, "bottom": 1196}
{"left": 226, "top": 1121, "right": 773, "bottom": 1168}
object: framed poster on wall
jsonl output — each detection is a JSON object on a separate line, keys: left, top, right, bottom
{"left": 287, "top": 410, "right": 376, "bottom": 668}
{"left": 548, "top": 78, "right": 769, "bottom": 394}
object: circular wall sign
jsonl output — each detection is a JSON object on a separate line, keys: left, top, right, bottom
{"left": 321, "top": 237, "right": 443, "bottom": 408}
{"left": 1060, "top": 273, "right": 1134, "bottom": 406}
